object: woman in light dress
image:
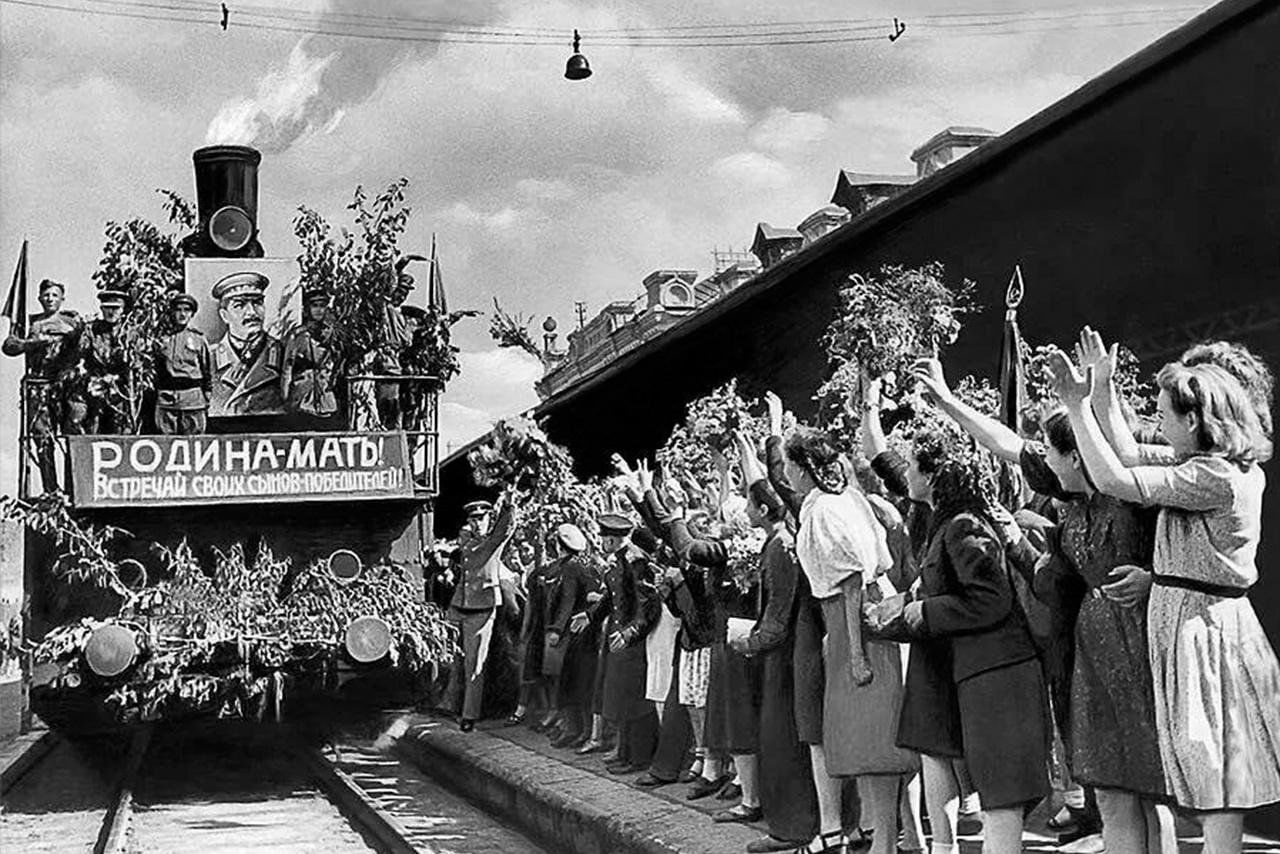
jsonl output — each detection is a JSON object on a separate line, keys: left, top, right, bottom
{"left": 1048, "top": 333, "right": 1280, "bottom": 854}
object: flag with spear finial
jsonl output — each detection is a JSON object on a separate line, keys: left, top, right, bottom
{"left": 999, "top": 264, "right": 1028, "bottom": 432}
{"left": 2, "top": 240, "right": 29, "bottom": 338}
{"left": 427, "top": 233, "right": 448, "bottom": 314}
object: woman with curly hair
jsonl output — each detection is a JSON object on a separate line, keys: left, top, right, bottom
{"left": 763, "top": 404, "right": 917, "bottom": 854}
{"left": 892, "top": 419, "right": 1051, "bottom": 854}
{"left": 1049, "top": 344, "right": 1280, "bottom": 854}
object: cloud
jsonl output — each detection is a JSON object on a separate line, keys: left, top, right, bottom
{"left": 439, "top": 348, "right": 543, "bottom": 451}
{"left": 440, "top": 202, "right": 528, "bottom": 232}
{"left": 517, "top": 178, "right": 576, "bottom": 202}
{"left": 748, "top": 108, "right": 832, "bottom": 153}
{"left": 646, "top": 62, "right": 746, "bottom": 125}
{"left": 710, "top": 151, "right": 792, "bottom": 190}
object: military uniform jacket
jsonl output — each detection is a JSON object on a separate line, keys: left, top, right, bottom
{"left": 589, "top": 544, "right": 659, "bottom": 646}
{"left": 449, "top": 503, "right": 515, "bottom": 611}
{"left": 155, "top": 328, "right": 212, "bottom": 410}
{"left": 78, "top": 320, "right": 128, "bottom": 381}
{"left": 211, "top": 334, "right": 285, "bottom": 416}
{"left": 2, "top": 310, "right": 82, "bottom": 378}
{"left": 282, "top": 324, "right": 338, "bottom": 415}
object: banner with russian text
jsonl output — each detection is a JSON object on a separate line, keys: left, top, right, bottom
{"left": 69, "top": 433, "right": 414, "bottom": 507}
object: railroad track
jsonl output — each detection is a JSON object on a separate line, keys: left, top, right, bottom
{"left": 1, "top": 719, "right": 548, "bottom": 854}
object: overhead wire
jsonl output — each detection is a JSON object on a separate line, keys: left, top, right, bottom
{"left": 0, "top": 0, "right": 1203, "bottom": 47}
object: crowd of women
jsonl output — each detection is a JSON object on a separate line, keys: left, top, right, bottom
{"left": 485, "top": 329, "right": 1280, "bottom": 854}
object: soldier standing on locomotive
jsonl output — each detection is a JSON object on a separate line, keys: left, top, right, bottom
{"left": 66, "top": 288, "right": 132, "bottom": 435}
{"left": 2, "top": 278, "right": 83, "bottom": 490}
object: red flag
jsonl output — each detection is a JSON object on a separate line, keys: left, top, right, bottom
{"left": 999, "top": 265, "right": 1028, "bottom": 432}
{"left": 2, "top": 240, "right": 29, "bottom": 337}
{"left": 427, "top": 233, "right": 448, "bottom": 314}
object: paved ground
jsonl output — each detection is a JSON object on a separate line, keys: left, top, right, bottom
{"left": 410, "top": 712, "right": 1280, "bottom": 854}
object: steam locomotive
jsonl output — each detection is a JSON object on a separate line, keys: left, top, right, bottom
{"left": 17, "top": 145, "right": 443, "bottom": 732}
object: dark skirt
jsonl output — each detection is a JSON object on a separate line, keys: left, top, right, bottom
{"left": 557, "top": 625, "right": 600, "bottom": 712}
{"left": 958, "top": 657, "right": 1052, "bottom": 809}
{"left": 820, "top": 594, "right": 918, "bottom": 777}
{"left": 759, "top": 635, "right": 819, "bottom": 844}
{"left": 704, "top": 641, "right": 761, "bottom": 753}
{"left": 793, "top": 588, "right": 825, "bottom": 745}
{"left": 1068, "top": 596, "right": 1165, "bottom": 797}
{"left": 896, "top": 638, "right": 963, "bottom": 758}
{"left": 520, "top": 585, "right": 547, "bottom": 685}
{"left": 602, "top": 641, "right": 650, "bottom": 723}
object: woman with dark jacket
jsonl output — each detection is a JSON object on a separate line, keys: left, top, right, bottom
{"left": 888, "top": 423, "right": 1051, "bottom": 854}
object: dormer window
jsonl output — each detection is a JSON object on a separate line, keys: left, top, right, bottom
{"left": 666, "top": 283, "right": 692, "bottom": 307}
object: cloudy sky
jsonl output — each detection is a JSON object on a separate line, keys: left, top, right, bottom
{"left": 0, "top": 0, "right": 1209, "bottom": 490}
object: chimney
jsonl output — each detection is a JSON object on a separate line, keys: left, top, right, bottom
{"left": 181, "top": 145, "right": 265, "bottom": 258}
{"left": 910, "top": 127, "right": 997, "bottom": 178}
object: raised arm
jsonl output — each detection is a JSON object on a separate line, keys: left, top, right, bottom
{"left": 759, "top": 393, "right": 804, "bottom": 517}
{"left": 912, "top": 357, "right": 1024, "bottom": 463}
{"left": 665, "top": 515, "right": 729, "bottom": 568}
{"left": 860, "top": 374, "right": 890, "bottom": 460}
{"left": 1046, "top": 347, "right": 1146, "bottom": 504}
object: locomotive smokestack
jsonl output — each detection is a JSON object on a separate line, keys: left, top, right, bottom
{"left": 181, "top": 144, "right": 265, "bottom": 258}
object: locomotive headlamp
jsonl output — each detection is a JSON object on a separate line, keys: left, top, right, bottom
{"left": 84, "top": 623, "right": 139, "bottom": 677}
{"left": 209, "top": 205, "right": 254, "bottom": 252}
{"left": 327, "top": 549, "right": 363, "bottom": 583}
{"left": 344, "top": 615, "right": 392, "bottom": 663}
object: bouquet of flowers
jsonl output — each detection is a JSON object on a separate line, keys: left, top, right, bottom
{"left": 657, "top": 380, "right": 767, "bottom": 484}
{"left": 722, "top": 525, "right": 768, "bottom": 593}
{"left": 819, "top": 263, "right": 977, "bottom": 424}
{"left": 468, "top": 416, "right": 558, "bottom": 492}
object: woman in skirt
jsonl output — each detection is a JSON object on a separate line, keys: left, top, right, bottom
{"left": 894, "top": 422, "right": 1051, "bottom": 854}
{"left": 765, "top": 412, "right": 918, "bottom": 854}
{"left": 1051, "top": 343, "right": 1280, "bottom": 854}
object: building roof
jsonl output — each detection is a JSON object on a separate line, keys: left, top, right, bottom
{"left": 835, "top": 171, "right": 918, "bottom": 188}
{"left": 909, "top": 125, "right": 998, "bottom": 162}
{"left": 754, "top": 222, "right": 805, "bottom": 242}
{"left": 440, "top": 0, "right": 1266, "bottom": 473}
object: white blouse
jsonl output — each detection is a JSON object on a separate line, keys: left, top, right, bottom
{"left": 795, "top": 487, "right": 893, "bottom": 599}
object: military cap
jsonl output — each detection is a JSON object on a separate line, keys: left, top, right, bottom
{"left": 463, "top": 500, "right": 494, "bottom": 518}
{"left": 597, "top": 513, "right": 634, "bottom": 537}
{"left": 302, "top": 285, "right": 328, "bottom": 303}
{"left": 401, "top": 305, "right": 427, "bottom": 322}
{"left": 556, "top": 523, "right": 587, "bottom": 554}
{"left": 169, "top": 292, "right": 198, "bottom": 311}
{"left": 96, "top": 289, "right": 128, "bottom": 306}
{"left": 38, "top": 278, "right": 65, "bottom": 294}
{"left": 211, "top": 271, "right": 270, "bottom": 302}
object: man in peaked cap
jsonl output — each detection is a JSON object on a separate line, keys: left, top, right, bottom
{"left": 3, "top": 278, "right": 84, "bottom": 490}
{"left": 588, "top": 510, "right": 660, "bottom": 774}
{"left": 208, "top": 270, "right": 284, "bottom": 417}
{"left": 154, "top": 292, "right": 211, "bottom": 435}
{"left": 448, "top": 489, "right": 516, "bottom": 732}
{"left": 68, "top": 288, "right": 132, "bottom": 434}
{"left": 281, "top": 285, "right": 338, "bottom": 419}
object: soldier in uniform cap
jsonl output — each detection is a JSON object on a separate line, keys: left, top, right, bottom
{"left": 588, "top": 512, "right": 661, "bottom": 773}
{"left": 154, "top": 293, "right": 212, "bottom": 435}
{"left": 67, "top": 288, "right": 132, "bottom": 435}
{"left": 3, "top": 278, "right": 83, "bottom": 489}
{"left": 281, "top": 286, "right": 338, "bottom": 418}
{"left": 208, "top": 270, "right": 284, "bottom": 417}
{"left": 448, "top": 490, "right": 516, "bottom": 731}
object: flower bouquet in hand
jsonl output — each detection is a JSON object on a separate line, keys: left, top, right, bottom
{"left": 468, "top": 416, "right": 555, "bottom": 492}
{"left": 658, "top": 379, "right": 766, "bottom": 484}
{"left": 821, "top": 263, "right": 976, "bottom": 422}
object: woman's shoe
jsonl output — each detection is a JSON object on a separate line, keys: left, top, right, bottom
{"left": 503, "top": 712, "right": 525, "bottom": 727}
{"left": 712, "top": 804, "right": 762, "bottom": 823}
{"left": 687, "top": 774, "right": 731, "bottom": 800}
{"left": 634, "top": 773, "right": 674, "bottom": 788}
{"left": 717, "top": 781, "right": 742, "bottom": 800}
{"left": 575, "top": 738, "right": 608, "bottom": 755}
{"left": 792, "top": 830, "right": 847, "bottom": 853}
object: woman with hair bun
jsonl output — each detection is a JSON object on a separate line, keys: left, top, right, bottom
{"left": 1049, "top": 344, "right": 1280, "bottom": 854}
{"left": 763, "top": 396, "right": 917, "bottom": 854}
